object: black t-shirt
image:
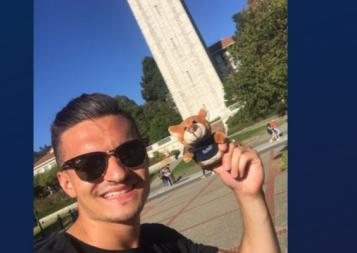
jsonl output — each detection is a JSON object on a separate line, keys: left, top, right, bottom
{"left": 34, "top": 223, "right": 218, "bottom": 253}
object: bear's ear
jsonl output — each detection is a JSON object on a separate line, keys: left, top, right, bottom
{"left": 168, "top": 125, "right": 182, "bottom": 138}
{"left": 198, "top": 108, "right": 207, "bottom": 119}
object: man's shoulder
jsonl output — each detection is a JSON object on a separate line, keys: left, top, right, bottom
{"left": 34, "top": 230, "right": 68, "bottom": 253}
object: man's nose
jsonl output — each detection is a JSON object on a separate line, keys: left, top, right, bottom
{"left": 103, "top": 156, "right": 129, "bottom": 182}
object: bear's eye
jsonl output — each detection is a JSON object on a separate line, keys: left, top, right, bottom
{"left": 184, "top": 127, "right": 187, "bottom": 131}
{"left": 192, "top": 120, "right": 197, "bottom": 124}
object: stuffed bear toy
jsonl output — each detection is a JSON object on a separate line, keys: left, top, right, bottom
{"left": 168, "top": 109, "right": 226, "bottom": 169}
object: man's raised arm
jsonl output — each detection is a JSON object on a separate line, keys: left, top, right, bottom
{"left": 214, "top": 142, "right": 280, "bottom": 253}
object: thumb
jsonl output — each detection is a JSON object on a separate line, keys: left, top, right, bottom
{"left": 218, "top": 142, "right": 228, "bottom": 152}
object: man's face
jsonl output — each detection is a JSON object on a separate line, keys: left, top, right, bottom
{"left": 57, "top": 115, "right": 150, "bottom": 224}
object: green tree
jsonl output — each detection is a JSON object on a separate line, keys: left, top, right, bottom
{"left": 113, "top": 95, "right": 181, "bottom": 144}
{"left": 225, "top": 0, "right": 287, "bottom": 119}
{"left": 140, "top": 57, "right": 169, "bottom": 102}
{"left": 139, "top": 56, "right": 182, "bottom": 143}
{"left": 142, "top": 101, "right": 181, "bottom": 143}
{"left": 140, "top": 57, "right": 177, "bottom": 110}
{"left": 33, "top": 166, "right": 60, "bottom": 199}
{"left": 114, "top": 95, "right": 149, "bottom": 137}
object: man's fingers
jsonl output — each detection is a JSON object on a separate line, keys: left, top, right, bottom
{"left": 222, "top": 142, "right": 236, "bottom": 171}
{"left": 219, "top": 141, "right": 260, "bottom": 180}
{"left": 238, "top": 151, "right": 250, "bottom": 179}
{"left": 231, "top": 147, "right": 241, "bottom": 178}
{"left": 238, "top": 149, "right": 260, "bottom": 178}
{"left": 218, "top": 142, "right": 228, "bottom": 153}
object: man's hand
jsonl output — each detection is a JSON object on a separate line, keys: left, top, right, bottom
{"left": 213, "top": 141, "right": 264, "bottom": 198}
{"left": 214, "top": 141, "right": 281, "bottom": 253}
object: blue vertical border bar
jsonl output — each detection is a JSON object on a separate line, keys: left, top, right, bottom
{"left": 289, "top": 0, "right": 357, "bottom": 252}
{"left": 1, "top": 0, "right": 357, "bottom": 252}
{"left": 0, "top": 0, "right": 33, "bottom": 252}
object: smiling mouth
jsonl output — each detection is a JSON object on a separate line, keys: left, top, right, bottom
{"left": 101, "top": 185, "right": 135, "bottom": 200}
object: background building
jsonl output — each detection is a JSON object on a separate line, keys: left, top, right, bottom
{"left": 208, "top": 36, "right": 239, "bottom": 79}
{"left": 34, "top": 149, "right": 56, "bottom": 176}
{"left": 127, "top": 0, "right": 228, "bottom": 121}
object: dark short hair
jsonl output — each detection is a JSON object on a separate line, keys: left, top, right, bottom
{"left": 51, "top": 93, "right": 139, "bottom": 165}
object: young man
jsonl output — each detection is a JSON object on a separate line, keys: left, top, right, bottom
{"left": 35, "top": 93, "right": 280, "bottom": 253}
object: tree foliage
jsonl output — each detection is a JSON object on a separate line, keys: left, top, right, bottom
{"left": 139, "top": 57, "right": 181, "bottom": 143}
{"left": 33, "top": 166, "right": 60, "bottom": 199}
{"left": 225, "top": 0, "right": 287, "bottom": 119}
{"left": 140, "top": 57, "right": 177, "bottom": 109}
{"left": 142, "top": 101, "right": 181, "bottom": 143}
{"left": 141, "top": 57, "right": 168, "bottom": 102}
{"left": 114, "top": 95, "right": 149, "bottom": 136}
{"left": 113, "top": 58, "right": 182, "bottom": 144}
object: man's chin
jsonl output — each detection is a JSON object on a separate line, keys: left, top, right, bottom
{"left": 103, "top": 208, "right": 142, "bottom": 224}
{"left": 101, "top": 197, "right": 146, "bottom": 223}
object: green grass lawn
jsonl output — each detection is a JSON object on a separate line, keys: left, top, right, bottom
{"left": 35, "top": 197, "right": 76, "bottom": 219}
{"left": 172, "top": 160, "right": 199, "bottom": 178}
{"left": 231, "top": 125, "right": 267, "bottom": 143}
{"left": 149, "top": 170, "right": 160, "bottom": 182}
{"left": 280, "top": 148, "right": 288, "bottom": 171}
{"left": 230, "top": 118, "right": 286, "bottom": 144}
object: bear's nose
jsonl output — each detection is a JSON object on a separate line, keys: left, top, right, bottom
{"left": 187, "top": 124, "right": 198, "bottom": 133}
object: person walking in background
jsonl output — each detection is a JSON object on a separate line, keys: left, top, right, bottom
{"left": 68, "top": 208, "right": 78, "bottom": 222}
{"left": 271, "top": 120, "right": 282, "bottom": 141}
{"left": 162, "top": 166, "right": 174, "bottom": 186}
{"left": 159, "top": 168, "right": 171, "bottom": 186}
{"left": 266, "top": 123, "right": 276, "bottom": 143}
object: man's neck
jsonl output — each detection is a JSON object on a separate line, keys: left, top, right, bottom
{"left": 67, "top": 215, "right": 141, "bottom": 250}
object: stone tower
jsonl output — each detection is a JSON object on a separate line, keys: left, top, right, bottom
{"left": 127, "top": 0, "right": 227, "bottom": 120}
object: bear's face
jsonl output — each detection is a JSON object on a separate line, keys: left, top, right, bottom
{"left": 168, "top": 109, "right": 211, "bottom": 147}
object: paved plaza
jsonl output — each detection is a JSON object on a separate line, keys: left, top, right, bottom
{"left": 142, "top": 142, "right": 287, "bottom": 252}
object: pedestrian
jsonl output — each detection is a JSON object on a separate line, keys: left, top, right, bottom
{"left": 68, "top": 208, "right": 78, "bottom": 222}
{"left": 266, "top": 123, "right": 276, "bottom": 143}
{"left": 164, "top": 166, "right": 174, "bottom": 185}
{"left": 159, "top": 168, "right": 170, "bottom": 186}
{"left": 201, "top": 169, "right": 214, "bottom": 178}
{"left": 35, "top": 93, "right": 280, "bottom": 253}
{"left": 271, "top": 120, "right": 282, "bottom": 141}
{"left": 57, "top": 214, "right": 64, "bottom": 229}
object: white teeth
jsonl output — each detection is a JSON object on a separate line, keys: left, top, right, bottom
{"left": 103, "top": 189, "right": 130, "bottom": 199}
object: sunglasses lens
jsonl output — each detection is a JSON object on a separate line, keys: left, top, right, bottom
{"left": 116, "top": 139, "right": 147, "bottom": 168}
{"left": 74, "top": 153, "right": 106, "bottom": 181}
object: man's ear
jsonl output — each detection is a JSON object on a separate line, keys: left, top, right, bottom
{"left": 57, "top": 171, "right": 77, "bottom": 198}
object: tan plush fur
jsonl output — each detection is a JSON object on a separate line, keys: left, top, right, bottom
{"left": 168, "top": 109, "right": 226, "bottom": 166}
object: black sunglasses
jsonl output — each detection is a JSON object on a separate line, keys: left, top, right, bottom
{"left": 60, "top": 139, "right": 148, "bottom": 182}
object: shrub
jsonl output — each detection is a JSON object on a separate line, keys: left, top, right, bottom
{"left": 226, "top": 108, "right": 254, "bottom": 135}
{"left": 276, "top": 102, "right": 287, "bottom": 116}
{"left": 170, "top": 149, "right": 180, "bottom": 159}
{"left": 34, "top": 190, "right": 76, "bottom": 219}
{"left": 149, "top": 151, "right": 166, "bottom": 166}
{"left": 281, "top": 149, "right": 288, "bottom": 171}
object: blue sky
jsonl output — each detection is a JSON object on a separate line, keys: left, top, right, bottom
{"left": 34, "top": 0, "right": 246, "bottom": 151}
